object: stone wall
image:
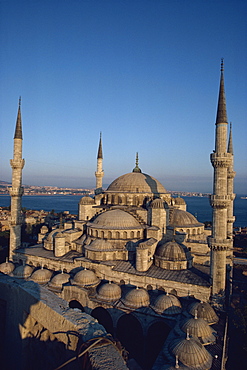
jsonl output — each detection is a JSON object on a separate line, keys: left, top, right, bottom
{"left": 0, "top": 274, "right": 127, "bottom": 370}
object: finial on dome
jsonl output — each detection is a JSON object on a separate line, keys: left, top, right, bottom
{"left": 132, "top": 152, "right": 142, "bottom": 173}
{"left": 186, "top": 329, "right": 190, "bottom": 340}
{"left": 175, "top": 354, "right": 179, "bottom": 369}
{"left": 195, "top": 309, "right": 198, "bottom": 319}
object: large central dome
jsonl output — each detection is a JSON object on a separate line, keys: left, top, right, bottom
{"left": 106, "top": 172, "right": 167, "bottom": 194}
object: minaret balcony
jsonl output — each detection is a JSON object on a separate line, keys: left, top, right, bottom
{"left": 207, "top": 236, "right": 232, "bottom": 251}
{"left": 8, "top": 187, "right": 24, "bottom": 197}
{"left": 210, "top": 153, "right": 231, "bottom": 168}
{"left": 227, "top": 170, "right": 236, "bottom": 179}
{"left": 227, "top": 216, "right": 235, "bottom": 224}
{"left": 10, "top": 159, "right": 25, "bottom": 169}
{"left": 210, "top": 194, "right": 231, "bottom": 208}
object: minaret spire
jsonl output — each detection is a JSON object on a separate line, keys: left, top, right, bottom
{"left": 95, "top": 132, "right": 104, "bottom": 195}
{"left": 227, "top": 122, "right": 233, "bottom": 154}
{"left": 216, "top": 59, "right": 228, "bottom": 125}
{"left": 9, "top": 98, "right": 25, "bottom": 259}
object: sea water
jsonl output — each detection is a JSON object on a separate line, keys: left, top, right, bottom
{"left": 0, "top": 194, "right": 246, "bottom": 227}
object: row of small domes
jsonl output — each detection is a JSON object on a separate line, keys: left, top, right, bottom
{"left": 0, "top": 261, "right": 218, "bottom": 325}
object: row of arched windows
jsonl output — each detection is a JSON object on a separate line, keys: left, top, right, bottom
{"left": 88, "top": 228, "right": 142, "bottom": 239}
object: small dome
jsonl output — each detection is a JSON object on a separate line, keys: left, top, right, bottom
{"left": 71, "top": 269, "right": 99, "bottom": 287}
{"left": 188, "top": 301, "right": 219, "bottom": 325}
{"left": 150, "top": 198, "right": 164, "bottom": 209}
{"left": 151, "top": 294, "right": 182, "bottom": 315}
{"left": 30, "top": 268, "right": 53, "bottom": 284}
{"left": 0, "top": 260, "right": 15, "bottom": 274}
{"left": 79, "top": 195, "right": 94, "bottom": 205}
{"left": 90, "top": 209, "right": 140, "bottom": 228}
{"left": 96, "top": 282, "right": 121, "bottom": 301}
{"left": 170, "top": 209, "right": 203, "bottom": 227}
{"left": 172, "top": 337, "right": 212, "bottom": 369}
{"left": 123, "top": 287, "right": 150, "bottom": 308}
{"left": 174, "top": 197, "right": 186, "bottom": 205}
{"left": 40, "top": 225, "right": 49, "bottom": 233}
{"left": 87, "top": 239, "right": 113, "bottom": 251}
{"left": 49, "top": 272, "right": 70, "bottom": 289}
{"left": 182, "top": 316, "right": 216, "bottom": 344}
{"left": 155, "top": 241, "right": 188, "bottom": 261}
{"left": 55, "top": 232, "right": 64, "bottom": 238}
{"left": 13, "top": 264, "right": 33, "bottom": 279}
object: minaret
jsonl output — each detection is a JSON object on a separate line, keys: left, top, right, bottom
{"left": 209, "top": 60, "right": 233, "bottom": 300}
{"left": 9, "top": 98, "right": 25, "bottom": 259}
{"left": 227, "top": 123, "right": 236, "bottom": 239}
{"left": 95, "top": 132, "right": 104, "bottom": 194}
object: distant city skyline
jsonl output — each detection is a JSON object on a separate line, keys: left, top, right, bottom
{"left": 0, "top": 0, "right": 246, "bottom": 194}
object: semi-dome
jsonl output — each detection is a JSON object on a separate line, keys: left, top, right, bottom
{"left": 48, "top": 271, "right": 70, "bottom": 290}
{"left": 181, "top": 315, "right": 216, "bottom": 344}
{"left": 71, "top": 268, "right": 99, "bottom": 288}
{"left": 30, "top": 267, "right": 53, "bottom": 284}
{"left": 86, "top": 239, "right": 113, "bottom": 251}
{"left": 106, "top": 172, "right": 167, "bottom": 194}
{"left": 150, "top": 198, "right": 165, "bottom": 209}
{"left": 155, "top": 241, "right": 189, "bottom": 261}
{"left": 96, "top": 282, "right": 121, "bottom": 301}
{"left": 90, "top": 209, "right": 141, "bottom": 229}
{"left": 170, "top": 209, "right": 203, "bottom": 227}
{"left": 79, "top": 195, "right": 94, "bottom": 205}
{"left": 122, "top": 287, "right": 150, "bottom": 308}
{"left": 0, "top": 260, "right": 15, "bottom": 274}
{"left": 151, "top": 293, "right": 182, "bottom": 315}
{"left": 13, "top": 264, "right": 33, "bottom": 279}
{"left": 172, "top": 336, "right": 212, "bottom": 369}
{"left": 188, "top": 301, "right": 219, "bottom": 325}
{"left": 174, "top": 197, "right": 186, "bottom": 205}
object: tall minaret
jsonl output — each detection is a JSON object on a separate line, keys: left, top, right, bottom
{"left": 227, "top": 123, "right": 236, "bottom": 239}
{"left": 95, "top": 132, "right": 104, "bottom": 194}
{"left": 209, "top": 60, "right": 233, "bottom": 300}
{"left": 208, "top": 60, "right": 232, "bottom": 301}
{"left": 9, "top": 98, "right": 25, "bottom": 259}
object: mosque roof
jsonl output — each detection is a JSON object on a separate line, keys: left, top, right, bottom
{"left": 122, "top": 287, "right": 150, "bottom": 308}
{"left": 188, "top": 301, "right": 219, "bottom": 325}
{"left": 96, "top": 282, "right": 122, "bottom": 301}
{"left": 13, "top": 264, "right": 34, "bottom": 278}
{"left": 30, "top": 267, "right": 53, "bottom": 284}
{"left": 106, "top": 172, "right": 167, "bottom": 194}
{"left": 170, "top": 209, "right": 203, "bottom": 227}
{"left": 171, "top": 336, "right": 213, "bottom": 369}
{"left": 0, "top": 260, "right": 15, "bottom": 274}
{"left": 151, "top": 293, "right": 182, "bottom": 315}
{"left": 86, "top": 239, "right": 114, "bottom": 251}
{"left": 89, "top": 209, "right": 141, "bottom": 229}
{"left": 181, "top": 315, "right": 216, "bottom": 344}
{"left": 49, "top": 271, "right": 70, "bottom": 289}
{"left": 79, "top": 195, "right": 95, "bottom": 205}
{"left": 71, "top": 268, "right": 99, "bottom": 287}
{"left": 155, "top": 240, "right": 189, "bottom": 261}
{"left": 150, "top": 198, "right": 165, "bottom": 209}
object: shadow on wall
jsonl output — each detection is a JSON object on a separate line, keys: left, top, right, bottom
{"left": 0, "top": 275, "right": 79, "bottom": 370}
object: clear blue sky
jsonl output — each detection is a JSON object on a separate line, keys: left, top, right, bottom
{"left": 0, "top": 0, "right": 246, "bottom": 194}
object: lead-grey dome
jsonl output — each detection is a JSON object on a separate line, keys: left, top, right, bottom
{"left": 170, "top": 209, "right": 203, "bottom": 227}
{"left": 96, "top": 282, "right": 121, "bottom": 301}
{"left": 181, "top": 315, "right": 216, "bottom": 344}
{"left": 13, "top": 264, "right": 33, "bottom": 279}
{"left": 90, "top": 209, "right": 141, "bottom": 229}
{"left": 30, "top": 267, "right": 53, "bottom": 284}
{"left": 48, "top": 271, "right": 70, "bottom": 290}
{"left": 188, "top": 301, "right": 219, "bottom": 325}
{"left": 172, "top": 336, "right": 212, "bottom": 369}
{"left": 122, "top": 287, "right": 150, "bottom": 308}
{"left": 155, "top": 241, "right": 189, "bottom": 261}
{"left": 71, "top": 269, "right": 99, "bottom": 288}
{"left": 0, "top": 260, "right": 15, "bottom": 274}
{"left": 151, "top": 294, "right": 182, "bottom": 315}
{"left": 79, "top": 195, "right": 94, "bottom": 205}
{"left": 106, "top": 172, "right": 167, "bottom": 194}
{"left": 150, "top": 198, "right": 165, "bottom": 209}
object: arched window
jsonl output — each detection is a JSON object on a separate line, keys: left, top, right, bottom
{"left": 101, "top": 230, "right": 104, "bottom": 238}
{"left": 116, "top": 231, "right": 120, "bottom": 239}
{"left": 103, "top": 253, "right": 106, "bottom": 261}
{"left": 170, "top": 289, "right": 177, "bottom": 296}
{"left": 137, "top": 231, "right": 140, "bottom": 238}
{"left": 123, "top": 231, "right": 127, "bottom": 239}
{"left": 108, "top": 231, "right": 112, "bottom": 239}
{"left": 130, "top": 231, "right": 135, "bottom": 239}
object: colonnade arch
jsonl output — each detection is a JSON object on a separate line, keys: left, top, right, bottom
{"left": 146, "top": 321, "right": 171, "bottom": 369}
{"left": 91, "top": 307, "right": 114, "bottom": 336}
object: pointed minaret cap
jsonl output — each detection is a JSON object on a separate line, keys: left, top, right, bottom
{"left": 14, "top": 97, "right": 23, "bottom": 139}
{"left": 216, "top": 59, "right": 228, "bottom": 125}
{"left": 132, "top": 152, "right": 142, "bottom": 173}
{"left": 227, "top": 122, "right": 233, "bottom": 154}
{"left": 97, "top": 132, "right": 103, "bottom": 159}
